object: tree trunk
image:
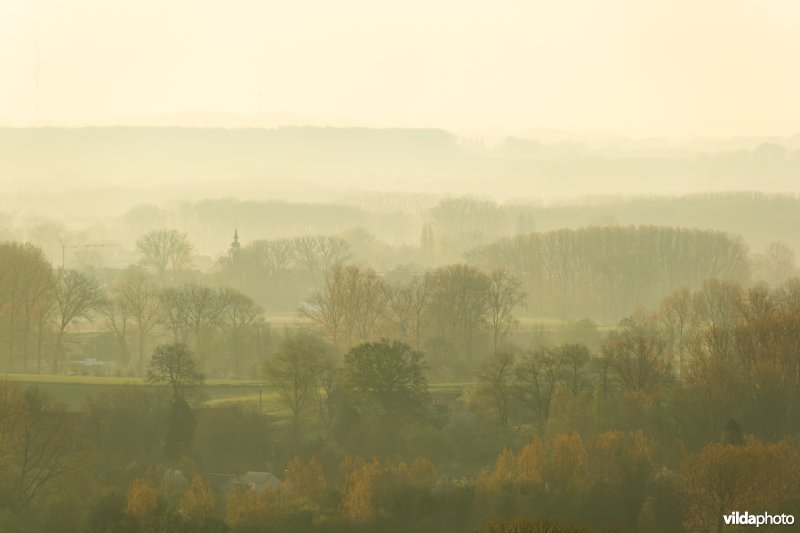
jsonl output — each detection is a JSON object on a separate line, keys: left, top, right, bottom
{"left": 53, "top": 328, "right": 65, "bottom": 374}
{"left": 138, "top": 331, "right": 146, "bottom": 375}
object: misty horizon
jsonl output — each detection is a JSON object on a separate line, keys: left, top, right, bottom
{"left": 2, "top": 2, "right": 800, "bottom": 532}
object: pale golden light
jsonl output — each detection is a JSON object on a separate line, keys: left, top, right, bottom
{"left": 0, "top": 0, "right": 797, "bottom": 137}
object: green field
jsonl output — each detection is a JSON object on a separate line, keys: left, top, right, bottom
{"left": 0, "top": 373, "right": 469, "bottom": 413}
{"left": 0, "top": 373, "right": 273, "bottom": 411}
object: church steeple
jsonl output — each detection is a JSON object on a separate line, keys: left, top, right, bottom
{"left": 229, "top": 226, "right": 241, "bottom": 259}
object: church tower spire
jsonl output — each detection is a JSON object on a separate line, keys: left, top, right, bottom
{"left": 229, "top": 226, "right": 240, "bottom": 259}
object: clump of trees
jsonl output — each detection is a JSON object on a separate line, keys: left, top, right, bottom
{"left": 147, "top": 343, "right": 205, "bottom": 458}
{"left": 683, "top": 439, "right": 800, "bottom": 532}
{"left": 0, "top": 242, "right": 112, "bottom": 374}
{"left": 0, "top": 235, "right": 268, "bottom": 377}
{"left": 136, "top": 229, "right": 193, "bottom": 281}
{"left": 472, "top": 225, "right": 751, "bottom": 318}
{"left": 264, "top": 331, "right": 335, "bottom": 441}
{"left": 217, "top": 235, "right": 352, "bottom": 311}
{"left": 0, "top": 243, "right": 57, "bottom": 372}
{"left": 0, "top": 381, "right": 76, "bottom": 512}
{"left": 342, "top": 340, "right": 429, "bottom": 421}
{"left": 302, "top": 264, "right": 525, "bottom": 377}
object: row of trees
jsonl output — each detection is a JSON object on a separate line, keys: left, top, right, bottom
{"left": 462, "top": 278, "right": 800, "bottom": 530}
{"left": 475, "top": 431, "right": 800, "bottom": 532}
{"left": 94, "top": 454, "right": 445, "bottom": 532}
{"left": 608, "top": 278, "right": 800, "bottom": 445}
{"left": 217, "top": 234, "right": 354, "bottom": 311}
{"left": 15, "top": 386, "right": 790, "bottom": 532}
{"left": 471, "top": 225, "right": 751, "bottom": 318}
{"left": 99, "top": 272, "right": 273, "bottom": 377}
{"left": 0, "top": 236, "right": 181, "bottom": 373}
{"left": 301, "top": 264, "right": 526, "bottom": 375}
{"left": 44, "top": 191, "right": 800, "bottom": 264}
{"left": 4, "top": 236, "right": 528, "bottom": 378}
{"left": 236, "top": 235, "right": 352, "bottom": 280}
{"left": 0, "top": 242, "right": 106, "bottom": 373}
{"left": 265, "top": 336, "right": 429, "bottom": 443}
{"left": 0, "top": 337, "right": 442, "bottom": 531}
{"left": 0, "top": 382, "right": 75, "bottom": 512}
{"left": 156, "top": 222, "right": 798, "bottom": 327}
{"left": 472, "top": 278, "right": 800, "bottom": 451}
{"left": 0, "top": 238, "right": 270, "bottom": 376}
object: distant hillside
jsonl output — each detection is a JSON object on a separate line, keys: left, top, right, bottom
{"left": 0, "top": 126, "right": 460, "bottom": 190}
{"left": 1, "top": 126, "right": 799, "bottom": 221}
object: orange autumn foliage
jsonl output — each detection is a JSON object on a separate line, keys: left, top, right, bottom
{"left": 340, "top": 455, "right": 438, "bottom": 523}
{"left": 225, "top": 483, "right": 283, "bottom": 530}
{"left": 125, "top": 479, "right": 158, "bottom": 525}
{"left": 179, "top": 474, "right": 215, "bottom": 524}
{"left": 682, "top": 439, "right": 800, "bottom": 532}
{"left": 282, "top": 456, "right": 327, "bottom": 503}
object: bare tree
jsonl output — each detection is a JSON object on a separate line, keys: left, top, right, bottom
{"left": 100, "top": 289, "right": 130, "bottom": 365}
{"left": 602, "top": 310, "right": 672, "bottom": 394}
{"left": 317, "top": 356, "right": 341, "bottom": 429}
{"left": 475, "top": 351, "right": 516, "bottom": 443}
{"left": 264, "top": 331, "right": 329, "bottom": 440}
{"left": 115, "top": 267, "right": 162, "bottom": 373}
{"left": 219, "top": 288, "right": 263, "bottom": 377}
{"left": 293, "top": 236, "right": 322, "bottom": 275}
{"left": 487, "top": 268, "right": 527, "bottom": 352}
{"left": 0, "top": 382, "right": 75, "bottom": 509}
{"left": 557, "top": 343, "right": 591, "bottom": 395}
{"left": 660, "top": 287, "right": 697, "bottom": 374}
{"left": 136, "top": 229, "right": 193, "bottom": 281}
{"left": 33, "top": 292, "right": 56, "bottom": 375}
{"left": 22, "top": 260, "right": 56, "bottom": 374}
{"left": 293, "top": 235, "right": 350, "bottom": 278}
{"left": 0, "top": 243, "right": 55, "bottom": 371}
{"left": 428, "top": 264, "right": 491, "bottom": 359}
{"left": 385, "top": 276, "right": 431, "bottom": 348}
{"left": 345, "top": 266, "right": 388, "bottom": 344}
{"left": 763, "top": 241, "right": 796, "bottom": 284}
{"left": 430, "top": 197, "right": 505, "bottom": 259}
{"left": 514, "top": 348, "right": 563, "bottom": 435}
{"left": 182, "top": 285, "right": 230, "bottom": 344}
{"left": 159, "top": 284, "right": 229, "bottom": 363}
{"left": 406, "top": 273, "right": 433, "bottom": 350}
{"left": 245, "top": 238, "right": 296, "bottom": 277}
{"left": 146, "top": 343, "right": 204, "bottom": 403}
{"left": 300, "top": 265, "right": 348, "bottom": 348}
{"left": 385, "top": 282, "right": 414, "bottom": 345}
{"left": 53, "top": 269, "right": 104, "bottom": 373}
{"left": 159, "top": 287, "right": 190, "bottom": 343}
{"left": 317, "top": 235, "right": 351, "bottom": 274}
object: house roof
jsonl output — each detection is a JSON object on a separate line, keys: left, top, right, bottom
{"left": 241, "top": 471, "right": 280, "bottom": 489}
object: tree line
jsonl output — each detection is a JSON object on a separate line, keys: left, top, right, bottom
{"left": 0, "top": 237, "right": 271, "bottom": 377}
{"left": 471, "top": 225, "right": 751, "bottom": 319}
{"left": 4, "top": 275, "right": 800, "bottom": 530}
{"left": 301, "top": 264, "right": 525, "bottom": 378}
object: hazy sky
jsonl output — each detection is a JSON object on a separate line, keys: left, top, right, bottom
{"left": 1, "top": 0, "right": 798, "bottom": 137}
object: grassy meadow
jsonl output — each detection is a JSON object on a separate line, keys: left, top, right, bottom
{"left": 0, "top": 373, "right": 469, "bottom": 414}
